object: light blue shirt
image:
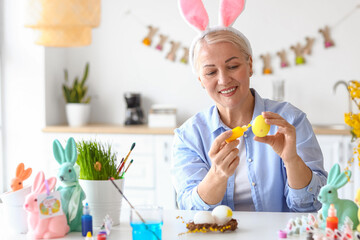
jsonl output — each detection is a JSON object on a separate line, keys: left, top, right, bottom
{"left": 171, "top": 89, "right": 327, "bottom": 212}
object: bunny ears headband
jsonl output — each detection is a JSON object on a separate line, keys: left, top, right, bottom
{"left": 178, "top": 0, "right": 252, "bottom": 73}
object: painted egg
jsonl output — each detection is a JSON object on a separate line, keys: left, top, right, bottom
{"left": 211, "top": 205, "right": 233, "bottom": 225}
{"left": 193, "top": 211, "right": 215, "bottom": 224}
{"left": 252, "top": 115, "right": 270, "bottom": 137}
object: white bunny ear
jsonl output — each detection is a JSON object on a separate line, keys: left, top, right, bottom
{"left": 219, "top": 0, "right": 246, "bottom": 27}
{"left": 179, "top": 0, "right": 209, "bottom": 31}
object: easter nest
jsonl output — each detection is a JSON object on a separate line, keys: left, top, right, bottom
{"left": 186, "top": 219, "right": 238, "bottom": 233}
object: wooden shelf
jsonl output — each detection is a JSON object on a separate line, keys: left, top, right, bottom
{"left": 43, "top": 124, "right": 350, "bottom": 136}
{"left": 42, "top": 124, "right": 175, "bottom": 135}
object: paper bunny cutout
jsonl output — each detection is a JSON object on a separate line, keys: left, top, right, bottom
{"left": 166, "top": 41, "right": 181, "bottom": 61}
{"left": 303, "top": 37, "right": 315, "bottom": 55}
{"left": 178, "top": 0, "right": 252, "bottom": 73}
{"left": 290, "top": 43, "right": 306, "bottom": 65}
{"left": 317, "top": 163, "right": 359, "bottom": 230}
{"left": 155, "top": 34, "right": 168, "bottom": 51}
{"left": 24, "top": 171, "right": 69, "bottom": 239}
{"left": 53, "top": 137, "right": 86, "bottom": 232}
{"left": 11, "top": 163, "right": 32, "bottom": 191}
{"left": 319, "top": 26, "right": 335, "bottom": 48}
{"left": 276, "top": 50, "right": 290, "bottom": 68}
{"left": 142, "top": 25, "right": 159, "bottom": 46}
{"left": 260, "top": 53, "right": 272, "bottom": 74}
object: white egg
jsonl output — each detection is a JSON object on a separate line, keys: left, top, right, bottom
{"left": 193, "top": 211, "right": 215, "bottom": 224}
{"left": 212, "top": 205, "right": 233, "bottom": 225}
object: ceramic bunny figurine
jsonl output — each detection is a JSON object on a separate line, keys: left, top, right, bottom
{"left": 317, "top": 163, "right": 359, "bottom": 230}
{"left": 11, "top": 162, "right": 32, "bottom": 191}
{"left": 24, "top": 171, "right": 69, "bottom": 239}
{"left": 53, "top": 137, "right": 85, "bottom": 232}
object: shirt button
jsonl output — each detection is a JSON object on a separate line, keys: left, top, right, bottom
{"left": 244, "top": 134, "right": 247, "bottom": 137}
{"left": 309, "top": 188, "right": 313, "bottom": 192}
{"left": 248, "top": 158, "right": 253, "bottom": 162}
{"left": 252, "top": 182, "right": 256, "bottom": 186}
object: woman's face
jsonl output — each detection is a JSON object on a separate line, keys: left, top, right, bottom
{"left": 197, "top": 41, "right": 252, "bottom": 111}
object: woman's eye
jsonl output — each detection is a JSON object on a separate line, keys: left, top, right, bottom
{"left": 205, "top": 71, "right": 216, "bottom": 76}
{"left": 228, "top": 65, "right": 239, "bottom": 69}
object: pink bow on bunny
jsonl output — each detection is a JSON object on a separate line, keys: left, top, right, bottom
{"left": 24, "top": 171, "right": 69, "bottom": 239}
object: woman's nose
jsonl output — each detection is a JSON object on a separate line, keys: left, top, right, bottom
{"left": 218, "top": 70, "right": 231, "bottom": 85}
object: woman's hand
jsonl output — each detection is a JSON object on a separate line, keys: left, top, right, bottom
{"left": 253, "top": 111, "right": 298, "bottom": 164}
{"left": 254, "top": 111, "right": 312, "bottom": 189}
{"left": 198, "top": 130, "right": 240, "bottom": 205}
{"left": 208, "top": 130, "right": 240, "bottom": 179}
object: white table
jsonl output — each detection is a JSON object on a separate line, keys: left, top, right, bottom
{"left": 0, "top": 204, "right": 309, "bottom": 239}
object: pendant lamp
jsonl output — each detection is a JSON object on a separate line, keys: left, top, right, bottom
{"left": 25, "top": 0, "right": 101, "bottom": 47}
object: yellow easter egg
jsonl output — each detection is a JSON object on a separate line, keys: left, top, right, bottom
{"left": 252, "top": 115, "right": 270, "bottom": 137}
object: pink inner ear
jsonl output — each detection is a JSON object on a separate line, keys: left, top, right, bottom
{"left": 179, "top": 0, "right": 209, "bottom": 31}
{"left": 220, "top": 0, "right": 245, "bottom": 27}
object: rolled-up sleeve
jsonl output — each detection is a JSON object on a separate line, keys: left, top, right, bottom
{"left": 284, "top": 111, "right": 327, "bottom": 212}
{"left": 171, "top": 129, "right": 221, "bottom": 210}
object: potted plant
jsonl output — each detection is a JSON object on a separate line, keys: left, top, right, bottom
{"left": 62, "top": 62, "right": 91, "bottom": 127}
{"left": 76, "top": 139, "right": 124, "bottom": 226}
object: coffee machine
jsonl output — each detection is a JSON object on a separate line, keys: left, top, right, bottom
{"left": 124, "top": 92, "right": 144, "bottom": 125}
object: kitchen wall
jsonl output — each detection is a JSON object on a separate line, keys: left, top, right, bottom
{"left": 1, "top": 0, "right": 360, "bottom": 191}
{"left": 45, "top": 0, "right": 360, "bottom": 126}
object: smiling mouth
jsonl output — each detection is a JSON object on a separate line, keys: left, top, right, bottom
{"left": 219, "top": 87, "right": 237, "bottom": 94}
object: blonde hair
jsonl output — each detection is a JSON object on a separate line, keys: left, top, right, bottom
{"left": 193, "top": 30, "right": 252, "bottom": 73}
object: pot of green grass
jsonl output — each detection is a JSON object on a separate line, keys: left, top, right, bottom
{"left": 76, "top": 140, "right": 124, "bottom": 226}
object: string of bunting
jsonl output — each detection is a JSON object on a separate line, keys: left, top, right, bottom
{"left": 258, "top": 4, "right": 360, "bottom": 75}
{"left": 120, "top": 10, "right": 189, "bottom": 64}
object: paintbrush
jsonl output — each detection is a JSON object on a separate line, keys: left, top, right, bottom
{"left": 119, "top": 142, "right": 135, "bottom": 173}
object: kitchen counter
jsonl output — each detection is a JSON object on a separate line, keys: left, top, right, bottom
{"left": 43, "top": 124, "right": 350, "bottom": 135}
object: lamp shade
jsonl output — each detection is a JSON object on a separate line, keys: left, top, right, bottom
{"left": 25, "top": 0, "right": 101, "bottom": 47}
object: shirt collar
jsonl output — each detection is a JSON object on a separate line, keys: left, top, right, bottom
{"left": 209, "top": 88, "right": 266, "bottom": 133}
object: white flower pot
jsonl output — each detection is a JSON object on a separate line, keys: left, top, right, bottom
{"left": 79, "top": 179, "right": 124, "bottom": 227}
{"left": 66, "top": 103, "right": 91, "bottom": 127}
{"left": 0, "top": 186, "right": 31, "bottom": 234}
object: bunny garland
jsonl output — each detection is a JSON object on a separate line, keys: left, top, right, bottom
{"left": 317, "top": 163, "right": 359, "bottom": 230}
{"left": 179, "top": 0, "right": 252, "bottom": 74}
{"left": 53, "top": 137, "right": 86, "bottom": 232}
{"left": 24, "top": 171, "right": 69, "bottom": 239}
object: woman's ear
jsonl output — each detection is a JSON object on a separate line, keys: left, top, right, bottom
{"left": 198, "top": 76, "right": 205, "bottom": 89}
{"left": 249, "top": 56, "right": 253, "bottom": 76}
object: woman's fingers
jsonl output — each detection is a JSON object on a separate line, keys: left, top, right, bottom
{"left": 210, "top": 130, "right": 233, "bottom": 154}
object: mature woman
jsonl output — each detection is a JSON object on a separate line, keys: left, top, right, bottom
{"left": 171, "top": 26, "right": 327, "bottom": 211}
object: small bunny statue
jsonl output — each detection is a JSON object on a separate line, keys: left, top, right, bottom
{"left": 24, "top": 171, "right": 69, "bottom": 239}
{"left": 317, "top": 163, "right": 359, "bottom": 230}
{"left": 53, "top": 137, "right": 86, "bottom": 232}
{"left": 11, "top": 162, "right": 32, "bottom": 191}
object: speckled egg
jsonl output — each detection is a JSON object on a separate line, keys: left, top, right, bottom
{"left": 212, "top": 205, "right": 233, "bottom": 225}
{"left": 193, "top": 211, "right": 215, "bottom": 224}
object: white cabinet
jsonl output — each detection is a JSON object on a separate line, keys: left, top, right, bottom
{"left": 43, "top": 132, "right": 176, "bottom": 210}
{"left": 316, "top": 134, "right": 360, "bottom": 201}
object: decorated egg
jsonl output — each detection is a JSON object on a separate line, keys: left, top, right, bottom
{"left": 211, "top": 205, "right": 233, "bottom": 225}
{"left": 252, "top": 115, "right": 270, "bottom": 137}
{"left": 193, "top": 211, "right": 215, "bottom": 224}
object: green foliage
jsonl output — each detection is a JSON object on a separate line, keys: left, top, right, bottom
{"left": 76, "top": 140, "right": 121, "bottom": 180}
{"left": 62, "top": 62, "right": 91, "bottom": 103}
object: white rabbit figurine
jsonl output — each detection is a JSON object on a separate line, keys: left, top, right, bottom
{"left": 23, "top": 171, "right": 69, "bottom": 239}
{"left": 53, "top": 137, "right": 86, "bottom": 232}
{"left": 317, "top": 163, "right": 359, "bottom": 230}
